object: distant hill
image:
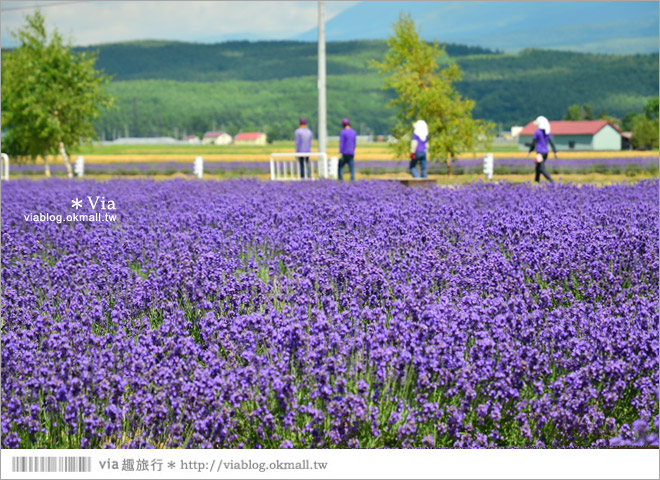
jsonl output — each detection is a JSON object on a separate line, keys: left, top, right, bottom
{"left": 296, "top": 1, "right": 660, "bottom": 55}
{"left": 76, "top": 40, "right": 496, "bottom": 82}
{"left": 58, "top": 40, "right": 659, "bottom": 140}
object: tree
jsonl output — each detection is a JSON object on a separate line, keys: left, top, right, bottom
{"left": 563, "top": 104, "right": 582, "bottom": 121}
{"left": 644, "top": 97, "right": 659, "bottom": 120}
{"left": 622, "top": 111, "right": 640, "bottom": 131}
{"left": 563, "top": 103, "right": 596, "bottom": 121}
{"left": 371, "top": 13, "right": 493, "bottom": 173}
{"left": 630, "top": 99, "right": 659, "bottom": 150}
{"left": 631, "top": 117, "right": 659, "bottom": 150}
{"left": 1, "top": 11, "right": 114, "bottom": 177}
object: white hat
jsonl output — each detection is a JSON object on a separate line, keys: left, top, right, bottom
{"left": 413, "top": 120, "right": 428, "bottom": 142}
{"left": 535, "top": 116, "right": 551, "bottom": 135}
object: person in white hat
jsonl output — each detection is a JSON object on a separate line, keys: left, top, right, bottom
{"left": 410, "top": 120, "right": 429, "bottom": 178}
{"left": 527, "top": 115, "right": 558, "bottom": 183}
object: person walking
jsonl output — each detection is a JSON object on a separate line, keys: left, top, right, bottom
{"left": 528, "top": 115, "right": 557, "bottom": 183}
{"left": 294, "top": 117, "right": 313, "bottom": 178}
{"left": 409, "top": 120, "right": 429, "bottom": 178}
{"left": 338, "top": 118, "right": 357, "bottom": 181}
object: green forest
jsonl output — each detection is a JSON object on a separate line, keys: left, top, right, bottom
{"left": 67, "top": 40, "right": 659, "bottom": 140}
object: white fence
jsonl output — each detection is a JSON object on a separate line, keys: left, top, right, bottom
{"left": 483, "top": 153, "right": 494, "bottom": 180}
{"left": 193, "top": 156, "right": 204, "bottom": 179}
{"left": 1, "top": 153, "right": 9, "bottom": 180}
{"left": 270, "top": 152, "right": 337, "bottom": 180}
{"left": 74, "top": 156, "right": 85, "bottom": 177}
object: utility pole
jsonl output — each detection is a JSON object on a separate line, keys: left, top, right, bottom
{"left": 317, "top": 1, "right": 327, "bottom": 156}
{"left": 132, "top": 97, "right": 138, "bottom": 137}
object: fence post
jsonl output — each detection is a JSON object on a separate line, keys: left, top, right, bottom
{"left": 193, "top": 156, "right": 204, "bottom": 179}
{"left": 329, "top": 156, "right": 339, "bottom": 180}
{"left": 1, "top": 153, "right": 9, "bottom": 180}
{"left": 317, "top": 153, "right": 326, "bottom": 179}
{"left": 483, "top": 153, "right": 494, "bottom": 180}
{"left": 74, "top": 156, "right": 85, "bottom": 178}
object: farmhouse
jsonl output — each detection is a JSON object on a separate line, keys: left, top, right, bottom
{"left": 202, "top": 131, "right": 232, "bottom": 145}
{"left": 518, "top": 120, "right": 623, "bottom": 151}
{"left": 184, "top": 135, "right": 201, "bottom": 145}
{"left": 234, "top": 132, "right": 267, "bottom": 145}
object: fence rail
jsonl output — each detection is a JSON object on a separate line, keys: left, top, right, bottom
{"left": 270, "top": 152, "right": 336, "bottom": 180}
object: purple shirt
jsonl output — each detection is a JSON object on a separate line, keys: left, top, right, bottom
{"left": 533, "top": 129, "right": 552, "bottom": 154}
{"left": 412, "top": 132, "right": 427, "bottom": 153}
{"left": 339, "top": 127, "right": 356, "bottom": 155}
{"left": 295, "top": 127, "right": 313, "bottom": 153}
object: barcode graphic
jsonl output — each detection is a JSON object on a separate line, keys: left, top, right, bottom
{"left": 11, "top": 456, "right": 92, "bottom": 473}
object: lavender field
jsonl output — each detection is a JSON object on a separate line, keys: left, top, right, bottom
{"left": 1, "top": 179, "right": 658, "bottom": 448}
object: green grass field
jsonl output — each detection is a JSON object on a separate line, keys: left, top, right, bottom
{"left": 73, "top": 141, "right": 520, "bottom": 156}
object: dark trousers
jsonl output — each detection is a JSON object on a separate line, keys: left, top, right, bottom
{"left": 338, "top": 154, "right": 355, "bottom": 181}
{"left": 409, "top": 152, "right": 427, "bottom": 178}
{"left": 298, "top": 156, "right": 310, "bottom": 178}
{"left": 535, "top": 153, "right": 554, "bottom": 183}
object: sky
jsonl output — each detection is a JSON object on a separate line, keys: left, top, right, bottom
{"left": 0, "top": 1, "right": 359, "bottom": 47}
{"left": 1, "top": 1, "right": 657, "bottom": 53}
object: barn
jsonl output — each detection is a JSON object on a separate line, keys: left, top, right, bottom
{"left": 518, "top": 120, "right": 623, "bottom": 151}
{"left": 202, "top": 131, "right": 232, "bottom": 145}
{"left": 234, "top": 132, "right": 267, "bottom": 145}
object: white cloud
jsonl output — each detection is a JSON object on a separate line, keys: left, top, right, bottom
{"left": 0, "top": 0, "right": 360, "bottom": 46}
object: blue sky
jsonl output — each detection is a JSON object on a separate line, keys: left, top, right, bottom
{"left": 0, "top": 1, "right": 359, "bottom": 47}
{"left": 1, "top": 1, "right": 657, "bottom": 54}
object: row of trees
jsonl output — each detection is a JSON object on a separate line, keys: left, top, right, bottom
{"left": 562, "top": 99, "right": 659, "bottom": 149}
{"left": 88, "top": 47, "right": 658, "bottom": 140}
{"left": 95, "top": 75, "right": 394, "bottom": 141}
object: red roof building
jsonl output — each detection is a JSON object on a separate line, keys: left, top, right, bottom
{"left": 519, "top": 120, "right": 622, "bottom": 136}
{"left": 203, "top": 131, "right": 230, "bottom": 138}
{"left": 202, "top": 131, "right": 232, "bottom": 145}
{"left": 518, "top": 120, "right": 623, "bottom": 151}
{"left": 234, "top": 132, "right": 267, "bottom": 145}
{"left": 184, "top": 134, "right": 201, "bottom": 145}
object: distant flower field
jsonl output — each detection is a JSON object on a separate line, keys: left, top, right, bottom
{"left": 1, "top": 179, "right": 658, "bottom": 448}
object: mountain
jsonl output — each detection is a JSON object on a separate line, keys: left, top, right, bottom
{"left": 64, "top": 40, "right": 657, "bottom": 140}
{"left": 76, "top": 40, "right": 494, "bottom": 82}
{"left": 295, "top": 1, "right": 659, "bottom": 54}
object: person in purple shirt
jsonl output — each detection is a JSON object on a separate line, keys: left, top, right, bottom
{"left": 338, "top": 118, "right": 356, "bottom": 181}
{"left": 527, "top": 115, "right": 557, "bottom": 183}
{"left": 294, "top": 117, "right": 313, "bottom": 178}
{"left": 410, "top": 120, "right": 429, "bottom": 178}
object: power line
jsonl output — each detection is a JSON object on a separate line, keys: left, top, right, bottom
{"left": 1, "top": 1, "right": 92, "bottom": 12}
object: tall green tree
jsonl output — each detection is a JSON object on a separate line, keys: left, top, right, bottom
{"left": 563, "top": 103, "right": 597, "bottom": 121}
{"left": 631, "top": 117, "right": 659, "bottom": 150}
{"left": 1, "top": 11, "right": 114, "bottom": 177}
{"left": 563, "top": 104, "right": 583, "bottom": 121}
{"left": 630, "top": 97, "right": 659, "bottom": 149}
{"left": 372, "top": 13, "right": 493, "bottom": 173}
{"left": 582, "top": 103, "right": 594, "bottom": 120}
{"left": 644, "top": 97, "right": 659, "bottom": 120}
